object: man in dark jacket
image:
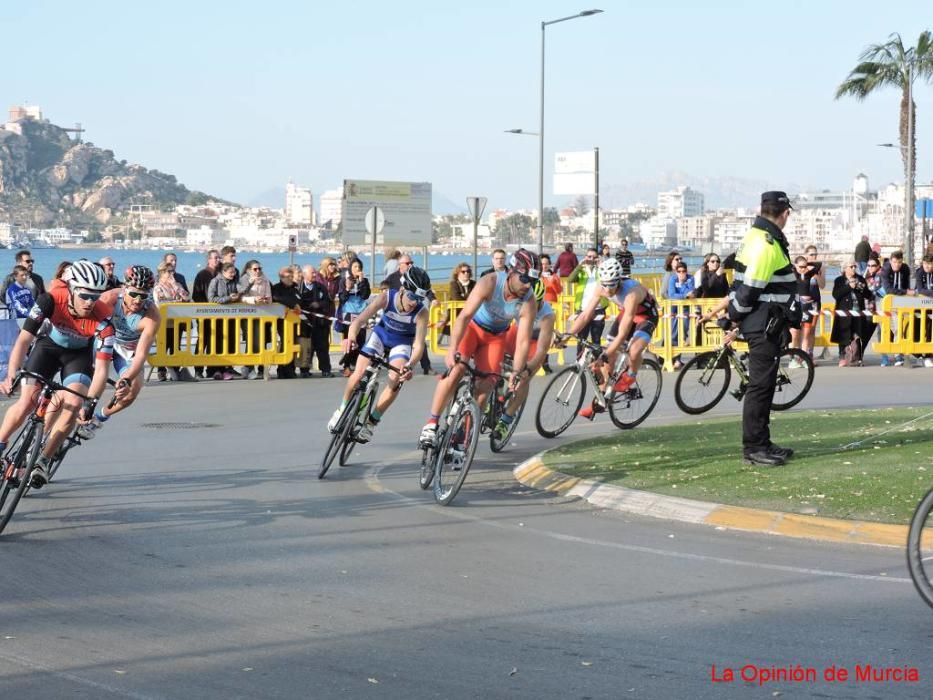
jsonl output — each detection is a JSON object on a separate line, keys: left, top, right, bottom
{"left": 191, "top": 249, "right": 221, "bottom": 378}
{"left": 914, "top": 254, "right": 933, "bottom": 367}
{"left": 615, "top": 239, "right": 635, "bottom": 277}
{"left": 0, "top": 249, "right": 45, "bottom": 305}
{"left": 99, "top": 256, "right": 122, "bottom": 290}
{"left": 272, "top": 266, "right": 301, "bottom": 378}
{"left": 881, "top": 250, "right": 913, "bottom": 296}
{"left": 853, "top": 235, "right": 871, "bottom": 275}
{"left": 556, "top": 243, "right": 578, "bottom": 277}
{"left": 296, "top": 265, "right": 333, "bottom": 377}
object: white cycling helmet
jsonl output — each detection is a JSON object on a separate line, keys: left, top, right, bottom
{"left": 598, "top": 257, "right": 624, "bottom": 286}
{"left": 64, "top": 260, "right": 108, "bottom": 292}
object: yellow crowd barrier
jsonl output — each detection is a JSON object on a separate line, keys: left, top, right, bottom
{"left": 150, "top": 303, "right": 300, "bottom": 367}
{"left": 871, "top": 295, "right": 933, "bottom": 355}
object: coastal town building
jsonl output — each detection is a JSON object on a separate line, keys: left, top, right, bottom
{"left": 319, "top": 189, "right": 343, "bottom": 229}
{"left": 658, "top": 186, "right": 704, "bottom": 219}
{"left": 285, "top": 181, "right": 314, "bottom": 226}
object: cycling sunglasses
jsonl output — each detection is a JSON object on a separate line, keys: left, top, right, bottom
{"left": 517, "top": 269, "right": 541, "bottom": 285}
{"left": 75, "top": 290, "right": 101, "bottom": 301}
{"left": 126, "top": 290, "right": 150, "bottom": 300}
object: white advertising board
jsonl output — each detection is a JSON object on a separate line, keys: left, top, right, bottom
{"left": 553, "top": 172, "right": 596, "bottom": 195}
{"left": 341, "top": 180, "right": 433, "bottom": 246}
{"left": 555, "top": 150, "right": 596, "bottom": 174}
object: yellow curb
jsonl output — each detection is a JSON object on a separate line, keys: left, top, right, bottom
{"left": 514, "top": 454, "right": 909, "bottom": 547}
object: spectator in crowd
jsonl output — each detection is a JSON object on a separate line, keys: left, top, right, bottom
{"left": 383, "top": 248, "right": 401, "bottom": 279}
{"left": 163, "top": 252, "right": 189, "bottom": 293}
{"left": 383, "top": 254, "right": 437, "bottom": 374}
{"left": 220, "top": 245, "right": 239, "bottom": 282}
{"left": 207, "top": 262, "right": 241, "bottom": 380}
{"left": 693, "top": 253, "right": 729, "bottom": 298}
{"left": 337, "top": 258, "right": 371, "bottom": 376}
{"left": 600, "top": 242, "right": 611, "bottom": 260}
{"left": 659, "top": 251, "right": 683, "bottom": 299}
{"left": 237, "top": 259, "right": 273, "bottom": 379}
{"left": 666, "top": 261, "right": 696, "bottom": 369}
{"left": 913, "top": 254, "right": 933, "bottom": 367}
{"left": 153, "top": 260, "right": 194, "bottom": 382}
{"left": 481, "top": 249, "right": 507, "bottom": 277}
{"left": 337, "top": 251, "right": 357, "bottom": 274}
{"left": 99, "top": 256, "right": 121, "bottom": 290}
{"left": 299, "top": 258, "right": 338, "bottom": 378}
{"left": 863, "top": 257, "right": 889, "bottom": 365}
{"left": 53, "top": 261, "right": 71, "bottom": 280}
{"left": 801, "top": 244, "right": 825, "bottom": 358}
{"left": 539, "top": 254, "right": 563, "bottom": 302}
{"left": 854, "top": 235, "right": 872, "bottom": 275}
{"left": 0, "top": 249, "right": 45, "bottom": 304}
{"left": 295, "top": 265, "right": 317, "bottom": 377}
{"left": 788, "top": 256, "right": 821, "bottom": 365}
{"left": 449, "top": 263, "right": 475, "bottom": 301}
{"left": 191, "top": 249, "right": 221, "bottom": 378}
{"left": 4, "top": 265, "right": 34, "bottom": 318}
{"left": 831, "top": 259, "right": 874, "bottom": 366}
{"left": 556, "top": 242, "right": 579, "bottom": 277}
{"left": 570, "top": 248, "right": 606, "bottom": 352}
{"left": 615, "top": 239, "right": 634, "bottom": 277}
{"left": 881, "top": 250, "right": 915, "bottom": 366}
{"left": 271, "top": 266, "right": 301, "bottom": 378}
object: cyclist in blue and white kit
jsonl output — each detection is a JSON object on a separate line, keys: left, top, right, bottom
{"left": 327, "top": 266, "right": 432, "bottom": 444}
{"left": 78, "top": 265, "right": 161, "bottom": 439}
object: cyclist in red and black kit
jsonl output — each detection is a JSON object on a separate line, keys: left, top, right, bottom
{"left": 0, "top": 261, "right": 126, "bottom": 488}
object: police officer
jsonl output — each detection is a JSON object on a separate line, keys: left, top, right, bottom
{"left": 726, "top": 191, "right": 800, "bottom": 466}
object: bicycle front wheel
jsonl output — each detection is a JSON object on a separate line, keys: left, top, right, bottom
{"left": 608, "top": 358, "right": 663, "bottom": 430}
{"left": 433, "top": 400, "right": 481, "bottom": 506}
{"left": 907, "top": 488, "right": 933, "bottom": 609}
{"left": 535, "top": 366, "right": 585, "bottom": 438}
{"left": 339, "top": 381, "right": 378, "bottom": 467}
{"left": 0, "top": 423, "right": 40, "bottom": 535}
{"left": 674, "top": 351, "right": 732, "bottom": 415}
{"left": 772, "top": 349, "right": 815, "bottom": 411}
{"left": 490, "top": 391, "right": 525, "bottom": 453}
{"left": 319, "top": 392, "right": 360, "bottom": 479}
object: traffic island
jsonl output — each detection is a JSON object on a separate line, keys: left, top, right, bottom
{"left": 514, "top": 407, "right": 933, "bottom": 546}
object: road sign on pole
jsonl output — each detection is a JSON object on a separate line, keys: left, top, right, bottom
{"left": 288, "top": 234, "right": 297, "bottom": 266}
{"left": 466, "top": 196, "right": 487, "bottom": 276}
{"left": 365, "top": 206, "right": 385, "bottom": 282}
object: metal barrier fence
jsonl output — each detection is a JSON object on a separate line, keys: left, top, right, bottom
{"left": 872, "top": 295, "right": 933, "bottom": 355}
{"left": 150, "top": 303, "right": 301, "bottom": 368}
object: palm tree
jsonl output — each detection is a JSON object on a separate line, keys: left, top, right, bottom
{"left": 835, "top": 31, "right": 933, "bottom": 257}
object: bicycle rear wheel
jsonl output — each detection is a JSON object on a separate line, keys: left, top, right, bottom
{"left": 674, "top": 350, "right": 732, "bottom": 415}
{"left": 535, "top": 366, "right": 585, "bottom": 438}
{"left": 339, "top": 381, "right": 378, "bottom": 467}
{"left": 772, "top": 349, "right": 815, "bottom": 411}
{"left": 907, "top": 488, "right": 933, "bottom": 609}
{"left": 47, "top": 431, "right": 79, "bottom": 481}
{"left": 0, "top": 423, "right": 40, "bottom": 535}
{"left": 608, "top": 358, "right": 663, "bottom": 429}
{"left": 433, "top": 399, "right": 481, "bottom": 506}
{"left": 418, "top": 447, "right": 435, "bottom": 490}
{"left": 319, "top": 392, "right": 360, "bottom": 479}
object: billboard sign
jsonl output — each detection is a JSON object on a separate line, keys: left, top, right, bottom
{"left": 342, "top": 180, "right": 432, "bottom": 246}
{"left": 553, "top": 151, "right": 596, "bottom": 195}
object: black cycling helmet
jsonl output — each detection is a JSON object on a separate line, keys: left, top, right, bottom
{"left": 123, "top": 265, "right": 155, "bottom": 291}
{"left": 401, "top": 266, "right": 432, "bottom": 299}
{"left": 508, "top": 248, "right": 541, "bottom": 282}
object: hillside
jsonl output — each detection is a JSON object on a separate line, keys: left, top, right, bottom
{"left": 0, "top": 118, "right": 228, "bottom": 227}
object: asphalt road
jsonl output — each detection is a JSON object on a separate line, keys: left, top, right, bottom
{"left": 1, "top": 361, "right": 931, "bottom": 699}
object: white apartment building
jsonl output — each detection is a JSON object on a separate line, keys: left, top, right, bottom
{"left": 658, "top": 186, "right": 704, "bottom": 219}
{"left": 451, "top": 223, "right": 493, "bottom": 247}
{"left": 285, "top": 181, "right": 314, "bottom": 226}
{"left": 784, "top": 209, "right": 839, "bottom": 252}
{"left": 186, "top": 225, "right": 229, "bottom": 247}
{"left": 640, "top": 217, "right": 677, "bottom": 249}
{"left": 319, "top": 188, "right": 343, "bottom": 229}
{"left": 713, "top": 215, "right": 756, "bottom": 253}
{"left": 676, "top": 215, "right": 719, "bottom": 250}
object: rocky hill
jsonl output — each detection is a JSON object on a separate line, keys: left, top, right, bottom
{"left": 0, "top": 118, "right": 226, "bottom": 227}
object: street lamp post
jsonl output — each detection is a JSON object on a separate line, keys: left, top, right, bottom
{"left": 537, "top": 9, "right": 603, "bottom": 256}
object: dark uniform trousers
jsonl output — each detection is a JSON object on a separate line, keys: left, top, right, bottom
{"left": 742, "top": 331, "right": 782, "bottom": 453}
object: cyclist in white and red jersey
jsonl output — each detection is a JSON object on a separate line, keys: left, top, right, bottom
{"left": 0, "top": 261, "right": 124, "bottom": 488}
{"left": 77, "top": 265, "right": 161, "bottom": 440}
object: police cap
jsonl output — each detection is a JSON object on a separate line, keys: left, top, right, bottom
{"left": 760, "top": 191, "right": 794, "bottom": 210}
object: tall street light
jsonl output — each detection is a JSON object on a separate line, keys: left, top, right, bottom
{"left": 537, "top": 9, "right": 603, "bottom": 255}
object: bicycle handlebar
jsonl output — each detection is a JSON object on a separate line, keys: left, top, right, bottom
{"left": 442, "top": 353, "right": 504, "bottom": 382}
{"left": 13, "top": 371, "right": 88, "bottom": 400}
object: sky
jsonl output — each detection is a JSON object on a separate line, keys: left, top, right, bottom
{"left": 6, "top": 1, "right": 932, "bottom": 211}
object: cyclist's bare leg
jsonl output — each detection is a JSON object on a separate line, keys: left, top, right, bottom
{"left": 102, "top": 374, "right": 143, "bottom": 418}
{"left": 42, "top": 383, "right": 87, "bottom": 458}
{"left": 375, "top": 357, "right": 409, "bottom": 414}
{"left": 429, "top": 364, "right": 465, "bottom": 416}
{"left": 627, "top": 337, "right": 648, "bottom": 375}
{"left": 342, "top": 355, "right": 371, "bottom": 404}
{"left": 0, "top": 382, "right": 42, "bottom": 444}
{"left": 473, "top": 376, "right": 496, "bottom": 413}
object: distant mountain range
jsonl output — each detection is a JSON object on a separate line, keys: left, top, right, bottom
{"left": 600, "top": 171, "right": 811, "bottom": 210}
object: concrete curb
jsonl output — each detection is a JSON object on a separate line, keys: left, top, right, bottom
{"left": 513, "top": 453, "right": 908, "bottom": 548}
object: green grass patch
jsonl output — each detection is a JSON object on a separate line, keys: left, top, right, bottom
{"left": 542, "top": 407, "right": 933, "bottom": 524}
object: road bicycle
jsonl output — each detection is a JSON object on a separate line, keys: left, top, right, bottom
{"left": 46, "top": 378, "right": 122, "bottom": 482}
{"left": 535, "top": 332, "right": 663, "bottom": 439}
{"left": 483, "top": 353, "right": 525, "bottom": 453}
{"left": 673, "top": 330, "right": 815, "bottom": 415}
{"left": 907, "top": 486, "right": 933, "bottom": 609}
{"left": 0, "top": 371, "right": 92, "bottom": 534}
{"left": 419, "top": 356, "right": 499, "bottom": 506}
{"left": 319, "top": 353, "right": 401, "bottom": 479}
